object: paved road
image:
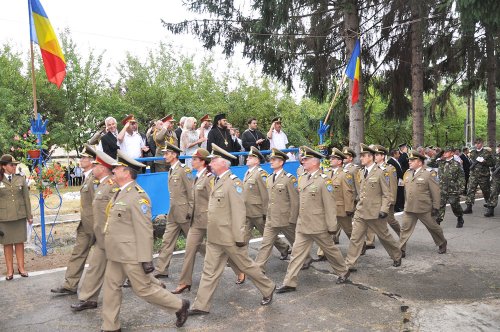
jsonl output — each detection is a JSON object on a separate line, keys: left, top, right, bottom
{"left": 1, "top": 202, "right": 499, "bottom": 331}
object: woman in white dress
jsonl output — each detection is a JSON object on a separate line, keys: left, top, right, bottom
{"left": 180, "top": 117, "right": 206, "bottom": 168}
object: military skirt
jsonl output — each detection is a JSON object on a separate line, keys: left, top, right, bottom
{"left": 0, "top": 218, "right": 27, "bottom": 244}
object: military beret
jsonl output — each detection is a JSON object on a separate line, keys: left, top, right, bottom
{"left": 248, "top": 146, "right": 265, "bottom": 162}
{"left": 300, "top": 146, "right": 325, "bottom": 159}
{"left": 329, "top": 148, "right": 346, "bottom": 160}
{"left": 371, "top": 144, "right": 388, "bottom": 155}
{"left": 408, "top": 150, "right": 426, "bottom": 161}
{"left": 0, "top": 154, "right": 20, "bottom": 165}
{"left": 161, "top": 142, "right": 183, "bottom": 154}
{"left": 113, "top": 150, "right": 146, "bottom": 172}
{"left": 80, "top": 144, "right": 96, "bottom": 158}
{"left": 342, "top": 147, "right": 356, "bottom": 158}
{"left": 269, "top": 148, "right": 288, "bottom": 161}
{"left": 359, "top": 143, "right": 376, "bottom": 155}
{"left": 208, "top": 143, "right": 236, "bottom": 160}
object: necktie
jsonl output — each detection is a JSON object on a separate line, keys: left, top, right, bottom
{"left": 194, "top": 176, "right": 198, "bottom": 185}
{"left": 273, "top": 173, "right": 277, "bottom": 183}
{"left": 307, "top": 174, "right": 311, "bottom": 181}
{"left": 8, "top": 175, "right": 12, "bottom": 182}
{"left": 215, "top": 176, "right": 220, "bottom": 183}
{"left": 364, "top": 169, "right": 368, "bottom": 178}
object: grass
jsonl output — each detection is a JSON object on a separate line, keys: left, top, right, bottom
{"left": 30, "top": 186, "right": 81, "bottom": 217}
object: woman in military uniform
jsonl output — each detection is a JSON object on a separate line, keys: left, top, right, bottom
{"left": 0, "top": 154, "right": 33, "bottom": 280}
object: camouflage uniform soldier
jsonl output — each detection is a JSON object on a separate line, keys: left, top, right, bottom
{"left": 485, "top": 144, "right": 500, "bottom": 217}
{"left": 464, "top": 138, "right": 495, "bottom": 214}
{"left": 428, "top": 147, "right": 465, "bottom": 228}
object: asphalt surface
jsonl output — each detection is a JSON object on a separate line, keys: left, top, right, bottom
{"left": 1, "top": 201, "right": 499, "bottom": 332}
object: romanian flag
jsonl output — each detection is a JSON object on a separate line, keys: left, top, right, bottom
{"left": 345, "top": 39, "right": 360, "bottom": 105}
{"left": 29, "top": 0, "right": 66, "bottom": 88}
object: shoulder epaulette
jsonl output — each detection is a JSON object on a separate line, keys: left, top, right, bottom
{"left": 286, "top": 172, "right": 293, "bottom": 177}
{"left": 320, "top": 173, "right": 328, "bottom": 178}
{"left": 378, "top": 164, "right": 386, "bottom": 171}
{"left": 180, "top": 163, "right": 186, "bottom": 168}
{"left": 206, "top": 172, "right": 213, "bottom": 177}
{"left": 343, "top": 168, "right": 350, "bottom": 173}
{"left": 135, "top": 185, "right": 145, "bottom": 193}
{"left": 106, "top": 178, "right": 114, "bottom": 185}
{"left": 230, "top": 174, "right": 238, "bottom": 180}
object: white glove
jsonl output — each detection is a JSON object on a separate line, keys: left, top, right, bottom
{"left": 476, "top": 156, "right": 484, "bottom": 162}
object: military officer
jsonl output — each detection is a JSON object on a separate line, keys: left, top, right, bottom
{"left": 101, "top": 151, "right": 189, "bottom": 330}
{"left": 71, "top": 150, "right": 118, "bottom": 311}
{"left": 154, "top": 142, "right": 194, "bottom": 278}
{"left": 255, "top": 148, "right": 300, "bottom": 271}
{"left": 399, "top": 150, "right": 447, "bottom": 256}
{"left": 276, "top": 146, "right": 350, "bottom": 294}
{"left": 345, "top": 144, "right": 402, "bottom": 271}
{"left": 317, "top": 148, "right": 355, "bottom": 260}
{"left": 485, "top": 143, "right": 500, "bottom": 217}
{"left": 153, "top": 114, "right": 178, "bottom": 172}
{"left": 428, "top": 146, "right": 465, "bottom": 227}
{"left": 340, "top": 146, "right": 362, "bottom": 245}
{"left": 51, "top": 144, "right": 97, "bottom": 295}
{"left": 172, "top": 148, "right": 214, "bottom": 294}
{"left": 188, "top": 144, "right": 275, "bottom": 315}
{"left": 464, "top": 137, "right": 495, "bottom": 213}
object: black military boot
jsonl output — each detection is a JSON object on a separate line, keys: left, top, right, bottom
{"left": 456, "top": 216, "right": 464, "bottom": 228}
{"left": 435, "top": 218, "right": 443, "bottom": 225}
{"left": 463, "top": 204, "right": 473, "bottom": 214}
{"left": 484, "top": 207, "right": 494, "bottom": 217}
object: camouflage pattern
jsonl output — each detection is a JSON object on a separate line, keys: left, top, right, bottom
{"left": 488, "top": 152, "right": 500, "bottom": 208}
{"left": 465, "top": 148, "right": 495, "bottom": 205}
{"left": 428, "top": 157, "right": 465, "bottom": 219}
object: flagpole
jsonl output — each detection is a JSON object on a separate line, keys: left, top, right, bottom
{"left": 30, "top": 41, "right": 38, "bottom": 118}
{"left": 324, "top": 73, "right": 347, "bottom": 124}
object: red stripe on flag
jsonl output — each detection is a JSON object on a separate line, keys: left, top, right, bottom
{"left": 40, "top": 49, "right": 66, "bottom": 88}
{"left": 351, "top": 79, "right": 359, "bottom": 105}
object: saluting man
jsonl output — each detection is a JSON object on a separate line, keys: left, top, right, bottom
{"left": 101, "top": 151, "right": 189, "bottom": 330}
{"left": 399, "top": 150, "right": 447, "bottom": 257}
{"left": 188, "top": 144, "right": 275, "bottom": 316}
{"left": 153, "top": 114, "right": 178, "bottom": 172}
{"left": 51, "top": 144, "right": 97, "bottom": 295}
{"left": 155, "top": 142, "right": 194, "bottom": 278}
{"left": 276, "top": 146, "right": 350, "bottom": 294}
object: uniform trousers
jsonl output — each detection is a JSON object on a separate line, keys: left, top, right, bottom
{"left": 365, "top": 205, "right": 400, "bottom": 246}
{"left": 466, "top": 173, "right": 491, "bottom": 205}
{"left": 63, "top": 224, "right": 95, "bottom": 291}
{"left": 487, "top": 176, "right": 500, "bottom": 207}
{"left": 318, "top": 216, "right": 352, "bottom": 257}
{"left": 399, "top": 211, "right": 446, "bottom": 251}
{"left": 191, "top": 241, "right": 275, "bottom": 312}
{"left": 438, "top": 192, "right": 463, "bottom": 220}
{"left": 178, "top": 227, "right": 206, "bottom": 286}
{"left": 78, "top": 246, "right": 107, "bottom": 302}
{"left": 156, "top": 221, "right": 190, "bottom": 274}
{"left": 283, "top": 232, "right": 348, "bottom": 288}
{"left": 255, "top": 223, "right": 297, "bottom": 271}
{"left": 101, "top": 260, "right": 182, "bottom": 331}
{"left": 345, "top": 217, "right": 401, "bottom": 269}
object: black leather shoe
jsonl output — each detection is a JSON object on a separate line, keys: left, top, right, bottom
{"left": 401, "top": 250, "right": 406, "bottom": 258}
{"left": 71, "top": 300, "right": 97, "bottom": 311}
{"left": 100, "top": 329, "right": 121, "bottom": 332}
{"left": 392, "top": 258, "right": 402, "bottom": 267}
{"left": 175, "top": 299, "right": 190, "bottom": 327}
{"left": 348, "top": 267, "right": 357, "bottom": 272}
{"left": 301, "top": 257, "right": 313, "bottom": 270}
{"left": 153, "top": 271, "right": 169, "bottom": 279}
{"left": 316, "top": 255, "right": 327, "bottom": 262}
{"left": 280, "top": 246, "right": 289, "bottom": 260}
{"left": 276, "top": 285, "right": 296, "bottom": 293}
{"left": 51, "top": 287, "right": 76, "bottom": 295}
{"left": 365, "top": 244, "right": 376, "bottom": 250}
{"left": 336, "top": 271, "right": 350, "bottom": 284}
{"left": 435, "top": 218, "right": 442, "bottom": 225}
{"left": 360, "top": 243, "right": 367, "bottom": 256}
{"left": 456, "top": 216, "right": 464, "bottom": 228}
{"left": 122, "top": 279, "right": 132, "bottom": 288}
{"left": 438, "top": 240, "right": 447, "bottom": 254}
{"left": 463, "top": 204, "right": 472, "bottom": 214}
{"left": 484, "top": 207, "right": 494, "bottom": 217}
{"left": 188, "top": 309, "right": 209, "bottom": 316}
{"left": 261, "top": 285, "right": 276, "bottom": 305}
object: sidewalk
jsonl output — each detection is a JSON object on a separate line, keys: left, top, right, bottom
{"left": 1, "top": 202, "right": 499, "bottom": 331}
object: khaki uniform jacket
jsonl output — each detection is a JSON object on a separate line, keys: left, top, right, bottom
{"left": 297, "top": 171, "right": 337, "bottom": 234}
{"left": 92, "top": 176, "right": 118, "bottom": 249}
{"left": 153, "top": 128, "right": 178, "bottom": 164}
{"left": 330, "top": 168, "right": 355, "bottom": 217}
{"left": 266, "top": 170, "right": 299, "bottom": 227}
{"left": 379, "top": 162, "right": 397, "bottom": 205}
{"left": 355, "top": 165, "right": 392, "bottom": 220}
{"left": 104, "top": 182, "right": 153, "bottom": 263}
{"left": 207, "top": 172, "right": 246, "bottom": 246}
{"left": 296, "top": 165, "right": 306, "bottom": 177}
{"left": 403, "top": 168, "right": 440, "bottom": 213}
{"left": 80, "top": 171, "right": 97, "bottom": 234}
{"left": 167, "top": 163, "right": 194, "bottom": 224}
{"left": 344, "top": 163, "right": 360, "bottom": 199}
{"left": 0, "top": 174, "right": 32, "bottom": 222}
{"left": 191, "top": 168, "right": 214, "bottom": 229}
{"left": 243, "top": 167, "right": 269, "bottom": 218}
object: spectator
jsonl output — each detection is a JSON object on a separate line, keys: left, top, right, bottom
{"left": 175, "top": 117, "right": 187, "bottom": 147}
{"left": 180, "top": 117, "right": 206, "bottom": 168}
{"left": 98, "top": 117, "right": 120, "bottom": 159}
{"left": 74, "top": 164, "right": 83, "bottom": 186}
{"left": 398, "top": 143, "right": 410, "bottom": 173}
{"left": 267, "top": 117, "right": 288, "bottom": 150}
{"left": 117, "top": 115, "right": 149, "bottom": 160}
{"left": 197, "top": 114, "right": 212, "bottom": 150}
{"left": 206, "top": 113, "right": 241, "bottom": 166}
{"left": 241, "top": 118, "right": 270, "bottom": 151}
{"left": 69, "top": 160, "right": 75, "bottom": 186}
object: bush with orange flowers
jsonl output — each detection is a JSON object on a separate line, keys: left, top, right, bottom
{"left": 31, "top": 163, "right": 66, "bottom": 198}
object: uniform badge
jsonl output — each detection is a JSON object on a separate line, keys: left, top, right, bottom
{"left": 0, "top": 182, "right": 5, "bottom": 188}
{"left": 325, "top": 179, "right": 333, "bottom": 192}
{"left": 235, "top": 186, "right": 243, "bottom": 193}
{"left": 430, "top": 171, "right": 439, "bottom": 183}
{"left": 141, "top": 204, "right": 149, "bottom": 214}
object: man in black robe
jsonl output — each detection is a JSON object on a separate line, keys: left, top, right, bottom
{"left": 207, "top": 113, "right": 241, "bottom": 166}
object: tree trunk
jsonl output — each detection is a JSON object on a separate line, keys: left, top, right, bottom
{"left": 485, "top": 25, "right": 497, "bottom": 148}
{"left": 410, "top": 0, "right": 424, "bottom": 147}
{"left": 344, "top": 0, "right": 363, "bottom": 159}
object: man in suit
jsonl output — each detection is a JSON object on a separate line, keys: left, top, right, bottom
{"left": 276, "top": 146, "right": 350, "bottom": 294}
{"left": 241, "top": 118, "right": 270, "bottom": 152}
{"left": 100, "top": 117, "right": 120, "bottom": 159}
{"left": 154, "top": 142, "right": 194, "bottom": 278}
{"left": 255, "top": 148, "right": 300, "bottom": 271}
{"left": 100, "top": 151, "right": 189, "bottom": 330}
{"left": 51, "top": 145, "right": 97, "bottom": 295}
{"left": 344, "top": 144, "right": 402, "bottom": 271}
{"left": 207, "top": 113, "right": 241, "bottom": 166}
{"left": 398, "top": 143, "right": 410, "bottom": 174}
{"left": 399, "top": 150, "right": 447, "bottom": 257}
{"left": 153, "top": 114, "right": 178, "bottom": 172}
{"left": 388, "top": 149, "right": 405, "bottom": 212}
{"left": 460, "top": 147, "right": 471, "bottom": 195}
{"left": 188, "top": 144, "right": 275, "bottom": 315}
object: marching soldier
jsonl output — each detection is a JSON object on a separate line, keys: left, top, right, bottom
{"left": 255, "top": 148, "right": 300, "bottom": 271}
{"left": 344, "top": 144, "right": 402, "bottom": 271}
{"left": 188, "top": 144, "right": 275, "bottom": 315}
{"left": 464, "top": 137, "right": 495, "bottom": 214}
{"left": 154, "top": 142, "right": 194, "bottom": 278}
{"left": 399, "top": 150, "right": 447, "bottom": 256}
{"left": 485, "top": 143, "right": 500, "bottom": 217}
{"left": 101, "top": 151, "right": 189, "bottom": 330}
{"left": 341, "top": 147, "right": 362, "bottom": 246}
{"left": 276, "top": 146, "right": 350, "bottom": 294}
{"left": 51, "top": 145, "right": 97, "bottom": 295}
{"left": 153, "top": 114, "right": 178, "bottom": 172}
{"left": 428, "top": 146, "right": 465, "bottom": 227}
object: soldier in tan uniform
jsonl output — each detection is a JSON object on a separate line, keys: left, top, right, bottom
{"left": 317, "top": 148, "right": 355, "bottom": 260}
{"left": 255, "top": 148, "right": 300, "bottom": 271}
{"left": 338, "top": 147, "right": 360, "bottom": 244}
{"left": 276, "top": 146, "right": 350, "bottom": 294}
{"left": 70, "top": 151, "right": 118, "bottom": 311}
{"left": 153, "top": 114, "right": 178, "bottom": 172}
{"left": 171, "top": 148, "right": 214, "bottom": 294}
{"left": 101, "top": 151, "right": 189, "bottom": 330}
{"left": 51, "top": 145, "right": 97, "bottom": 295}
{"left": 345, "top": 144, "right": 402, "bottom": 271}
{"left": 188, "top": 144, "right": 275, "bottom": 315}
{"left": 154, "top": 142, "right": 194, "bottom": 278}
{"left": 399, "top": 150, "right": 447, "bottom": 256}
